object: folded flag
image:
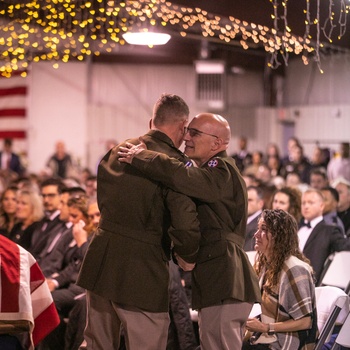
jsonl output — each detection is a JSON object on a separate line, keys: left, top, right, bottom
{"left": 0, "top": 235, "right": 60, "bottom": 349}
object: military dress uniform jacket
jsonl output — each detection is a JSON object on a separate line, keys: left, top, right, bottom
{"left": 77, "top": 130, "right": 200, "bottom": 313}
{"left": 132, "top": 150, "right": 261, "bottom": 309}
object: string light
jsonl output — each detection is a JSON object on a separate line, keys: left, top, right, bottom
{"left": 271, "top": 0, "right": 350, "bottom": 72}
{"left": 0, "top": 0, "right": 348, "bottom": 77}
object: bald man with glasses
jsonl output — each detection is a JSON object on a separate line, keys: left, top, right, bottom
{"left": 119, "top": 113, "right": 261, "bottom": 350}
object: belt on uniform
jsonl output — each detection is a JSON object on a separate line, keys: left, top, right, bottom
{"left": 98, "top": 217, "right": 162, "bottom": 246}
{"left": 201, "top": 228, "right": 244, "bottom": 247}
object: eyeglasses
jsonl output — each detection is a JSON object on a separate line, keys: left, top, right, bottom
{"left": 42, "top": 193, "right": 58, "bottom": 198}
{"left": 184, "top": 127, "right": 219, "bottom": 139}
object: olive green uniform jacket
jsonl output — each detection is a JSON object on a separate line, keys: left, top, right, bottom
{"left": 131, "top": 150, "right": 261, "bottom": 309}
{"left": 77, "top": 130, "right": 200, "bottom": 313}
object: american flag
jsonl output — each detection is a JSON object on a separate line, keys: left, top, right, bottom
{"left": 0, "top": 70, "right": 27, "bottom": 142}
{"left": 0, "top": 235, "right": 60, "bottom": 349}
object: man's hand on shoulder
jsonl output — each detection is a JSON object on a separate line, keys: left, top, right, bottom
{"left": 118, "top": 139, "right": 147, "bottom": 164}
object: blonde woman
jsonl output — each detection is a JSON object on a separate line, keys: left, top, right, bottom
{"left": 9, "top": 189, "right": 44, "bottom": 249}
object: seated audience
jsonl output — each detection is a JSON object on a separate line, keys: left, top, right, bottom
{"left": 266, "top": 155, "right": 282, "bottom": 178}
{"left": 310, "top": 145, "right": 329, "bottom": 170}
{"left": 84, "top": 175, "right": 97, "bottom": 199}
{"left": 281, "top": 144, "right": 312, "bottom": 184}
{"left": 299, "top": 188, "right": 350, "bottom": 284}
{"left": 331, "top": 177, "right": 350, "bottom": 237}
{"left": 0, "top": 185, "right": 18, "bottom": 236}
{"left": 63, "top": 199, "right": 100, "bottom": 350}
{"left": 8, "top": 189, "right": 44, "bottom": 250}
{"left": 281, "top": 136, "right": 301, "bottom": 167}
{"left": 40, "top": 195, "right": 94, "bottom": 350}
{"left": 244, "top": 186, "right": 265, "bottom": 251}
{"left": 285, "top": 171, "right": 309, "bottom": 193}
{"left": 29, "top": 178, "right": 66, "bottom": 260}
{"left": 38, "top": 186, "right": 86, "bottom": 277}
{"left": 231, "top": 135, "right": 252, "bottom": 173}
{"left": 265, "top": 142, "right": 281, "bottom": 162}
{"left": 271, "top": 187, "right": 302, "bottom": 224}
{"left": 244, "top": 151, "right": 264, "bottom": 178}
{"left": 327, "top": 142, "right": 350, "bottom": 183}
{"left": 243, "top": 209, "right": 317, "bottom": 350}
{"left": 321, "top": 186, "right": 346, "bottom": 236}
{"left": 309, "top": 168, "right": 329, "bottom": 190}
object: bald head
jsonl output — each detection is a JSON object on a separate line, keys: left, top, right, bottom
{"left": 184, "top": 113, "right": 231, "bottom": 165}
{"left": 193, "top": 113, "right": 231, "bottom": 144}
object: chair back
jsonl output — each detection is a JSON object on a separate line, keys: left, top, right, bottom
{"left": 314, "top": 286, "right": 350, "bottom": 350}
{"left": 319, "top": 251, "right": 350, "bottom": 293}
{"left": 332, "top": 311, "right": 350, "bottom": 348}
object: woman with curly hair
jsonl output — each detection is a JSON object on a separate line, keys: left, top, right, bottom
{"left": 271, "top": 186, "right": 302, "bottom": 224}
{"left": 243, "top": 209, "right": 318, "bottom": 350}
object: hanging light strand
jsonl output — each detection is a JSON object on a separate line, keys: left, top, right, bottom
{"left": 0, "top": 0, "right": 347, "bottom": 77}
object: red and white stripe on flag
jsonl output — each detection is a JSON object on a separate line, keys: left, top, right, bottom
{"left": 0, "top": 235, "right": 60, "bottom": 349}
{"left": 0, "top": 70, "right": 27, "bottom": 140}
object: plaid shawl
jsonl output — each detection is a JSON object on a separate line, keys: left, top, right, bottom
{"left": 260, "top": 255, "right": 318, "bottom": 350}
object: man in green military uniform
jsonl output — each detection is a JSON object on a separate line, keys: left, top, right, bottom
{"left": 77, "top": 94, "right": 200, "bottom": 350}
{"left": 119, "top": 113, "right": 261, "bottom": 350}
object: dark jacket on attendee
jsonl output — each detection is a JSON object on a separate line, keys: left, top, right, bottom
{"left": 302, "top": 220, "right": 350, "bottom": 284}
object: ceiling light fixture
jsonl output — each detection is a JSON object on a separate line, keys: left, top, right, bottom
{"left": 122, "top": 31, "right": 171, "bottom": 46}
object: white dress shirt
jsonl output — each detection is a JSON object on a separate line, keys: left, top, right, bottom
{"left": 298, "top": 216, "right": 323, "bottom": 251}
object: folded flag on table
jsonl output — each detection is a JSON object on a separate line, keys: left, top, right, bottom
{"left": 0, "top": 235, "right": 60, "bottom": 349}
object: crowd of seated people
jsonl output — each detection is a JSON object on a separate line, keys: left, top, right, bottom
{"left": 1, "top": 136, "right": 350, "bottom": 349}
{"left": 238, "top": 140, "right": 350, "bottom": 305}
{"left": 0, "top": 174, "right": 99, "bottom": 349}
{"left": 0, "top": 144, "right": 200, "bottom": 349}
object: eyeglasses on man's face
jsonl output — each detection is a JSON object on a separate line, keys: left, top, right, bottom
{"left": 41, "top": 193, "right": 59, "bottom": 199}
{"left": 184, "top": 127, "right": 219, "bottom": 139}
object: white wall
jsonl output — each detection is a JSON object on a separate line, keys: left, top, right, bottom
{"left": 285, "top": 53, "right": 350, "bottom": 105}
{"left": 86, "top": 65, "right": 266, "bottom": 170}
{"left": 27, "top": 62, "right": 88, "bottom": 174}
{"left": 22, "top": 55, "right": 350, "bottom": 176}
{"left": 283, "top": 53, "right": 350, "bottom": 156}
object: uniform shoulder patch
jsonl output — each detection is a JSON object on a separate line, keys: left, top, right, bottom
{"left": 207, "top": 159, "right": 219, "bottom": 167}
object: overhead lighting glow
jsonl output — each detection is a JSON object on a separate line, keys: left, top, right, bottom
{"left": 122, "top": 32, "right": 171, "bottom": 45}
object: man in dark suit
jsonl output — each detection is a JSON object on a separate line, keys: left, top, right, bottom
{"left": 299, "top": 188, "right": 350, "bottom": 284}
{"left": 38, "top": 186, "right": 86, "bottom": 278}
{"left": 244, "top": 185, "right": 264, "bottom": 251}
{"left": 29, "top": 178, "right": 66, "bottom": 260}
{"left": 0, "top": 138, "right": 23, "bottom": 175}
{"left": 77, "top": 94, "right": 201, "bottom": 349}
{"left": 118, "top": 113, "right": 261, "bottom": 350}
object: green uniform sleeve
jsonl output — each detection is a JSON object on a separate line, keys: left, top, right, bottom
{"left": 165, "top": 189, "right": 200, "bottom": 263}
{"left": 132, "top": 150, "right": 231, "bottom": 203}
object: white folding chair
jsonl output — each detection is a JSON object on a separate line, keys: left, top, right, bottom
{"left": 314, "top": 286, "right": 350, "bottom": 350}
{"left": 330, "top": 311, "right": 350, "bottom": 350}
{"left": 319, "top": 251, "right": 350, "bottom": 293}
